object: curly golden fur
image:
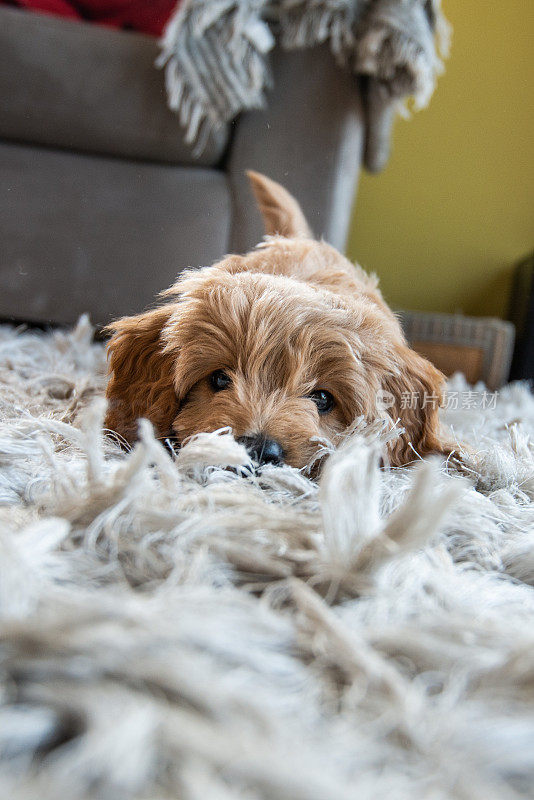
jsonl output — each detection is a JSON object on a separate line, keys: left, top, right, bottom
{"left": 105, "top": 172, "right": 451, "bottom": 471}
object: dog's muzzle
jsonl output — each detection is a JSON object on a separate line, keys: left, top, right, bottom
{"left": 237, "top": 434, "right": 284, "bottom": 467}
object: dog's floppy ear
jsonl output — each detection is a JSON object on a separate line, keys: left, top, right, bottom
{"left": 382, "top": 345, "right": 453, "bottom": 466}
{"left": 247, "top": 170, "right": 312, "bottom": 239}
{"left": 104, "top": 306, "right": 178, "bottom": 444}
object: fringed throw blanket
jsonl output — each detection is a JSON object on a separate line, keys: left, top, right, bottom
{"left": 158, "top": 0, "right": 450, "bottom": 169}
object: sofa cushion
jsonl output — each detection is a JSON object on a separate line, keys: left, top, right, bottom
{"left": 0, "top": 6, "right": 229, "bottom": 166}
{"left": 4, "top": 1, "right": 177, "bottom": 36}
{"left": 0, "top": 140, "right": 231, "bottom": 325}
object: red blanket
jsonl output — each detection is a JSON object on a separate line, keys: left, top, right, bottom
{"left": 2, "top": 0, "right": 178, "bottom": 36}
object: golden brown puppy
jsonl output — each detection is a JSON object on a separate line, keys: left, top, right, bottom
{"left": 105, "top": 172, "right": 452, "bottom": 471}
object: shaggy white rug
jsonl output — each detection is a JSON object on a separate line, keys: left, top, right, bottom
{"left": 1, "top": 317, "right": 534, "bottom": 800}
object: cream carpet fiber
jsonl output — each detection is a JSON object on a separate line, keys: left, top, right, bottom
{"left": 1, "top": 317, "right": 534, "bottom": 800}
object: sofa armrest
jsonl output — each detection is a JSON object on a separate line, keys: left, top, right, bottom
{"left": 226, "top": 44, "right": 364, "bottom": 254}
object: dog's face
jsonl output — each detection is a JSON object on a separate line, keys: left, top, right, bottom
{"left": 105, "top": 172, "right": 450, "bottom": 471}
{"left": 163, "top": 267, "right": 389, "bottom": 470}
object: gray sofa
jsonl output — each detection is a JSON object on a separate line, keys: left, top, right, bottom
{"left": 0, "top": 6, "right": 364, "bottom": 326}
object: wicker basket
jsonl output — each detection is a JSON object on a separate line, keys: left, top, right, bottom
{"left": 399, "top": 311, "right": 515, "bottom": 390}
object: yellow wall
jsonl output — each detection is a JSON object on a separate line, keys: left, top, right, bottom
{"left": 347, "top": 0, "right": 534, "bottom": 319}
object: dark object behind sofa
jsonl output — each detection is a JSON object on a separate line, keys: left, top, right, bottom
{"left": 509, "top": 252, "right": 534, "bottom": 382}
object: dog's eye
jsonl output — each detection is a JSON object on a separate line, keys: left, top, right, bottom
{"left": 209, "top": 370, "right": 232, "bottom": 392}
{"left": 309, "top": 390, "right": 334, "bottom": 414}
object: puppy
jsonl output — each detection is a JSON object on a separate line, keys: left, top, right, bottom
{"left": 105, "top": 171, "right": 451, "bottom": 472}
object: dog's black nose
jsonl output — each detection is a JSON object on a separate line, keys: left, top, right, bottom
{"left": 238, "top": 435, "right": 284, "bottom": 466}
